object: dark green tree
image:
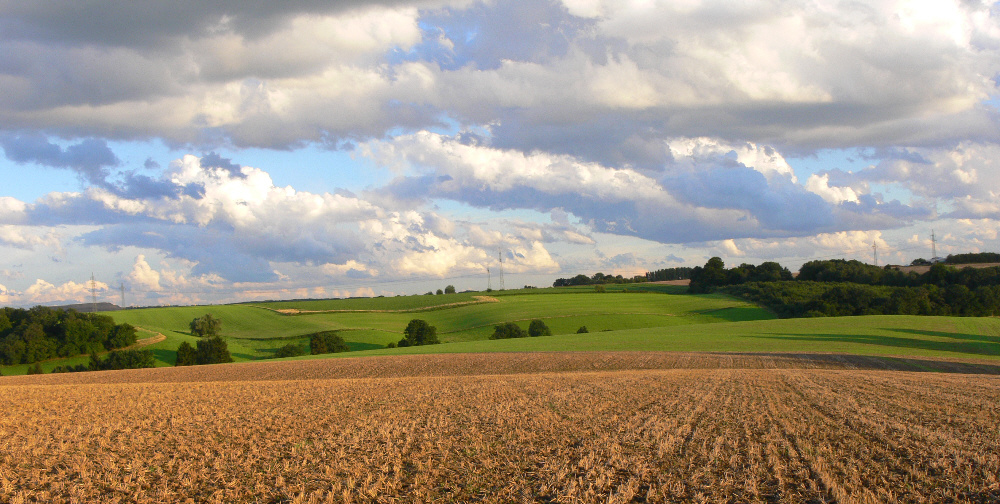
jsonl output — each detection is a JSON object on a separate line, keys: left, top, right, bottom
{"left": 527, "top": 319, "right": 552, "bottom": 337}
{"left": 689, "top": 257, "right": 727, "bottom": 293}
{"left": 445, "top": 285, "right": 456, "bottom": 294}
{"left": 175, "top": 341, "right": 196, "bottom": 366}
{"left": 310, "top": 331, "right": 350, "bottom": 354}
{"left": 490, "top": 322, "right": 527, "bottom": 340}
{"left": 88, "top": 352, "right": 103, "bottom": 371}
{"left": 398, "top": 319, "right": 439, "bottom": 347}
{"left": 105, "top": 323, "right": 137, "bottom": 349}
{"left": 195, "top": 336, "right": 233, "bottom": 365}
{"left": 189, "top": 314, "right": 222, "bottom": 337}
{"left": 576, "top": 326, "right": 589, "bottom": 333}
{"left": 27, "top": 362, "right": 43, "bottom": 375}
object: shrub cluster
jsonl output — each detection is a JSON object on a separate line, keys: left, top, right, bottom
{"left": 553, "top": 272, "right": 648, "bottom": 287}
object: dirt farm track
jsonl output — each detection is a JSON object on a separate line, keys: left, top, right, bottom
{"left": 2, "top": 352, "right": 999, "bottom": 503}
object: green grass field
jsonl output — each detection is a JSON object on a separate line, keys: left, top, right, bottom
{"left": 317, "top": 315, "right": 1000, "bottom": 361}
{"left": 4, "top": 286, "right": 1000, "bottom": 374}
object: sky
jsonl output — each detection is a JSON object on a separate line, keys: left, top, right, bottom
{"left": 2, "top": 0, "right": 1000, "bottom": 308}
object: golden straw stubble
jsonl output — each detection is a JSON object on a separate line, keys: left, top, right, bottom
{"left": 0, "top": 354, "right": 998, "bottom": 503}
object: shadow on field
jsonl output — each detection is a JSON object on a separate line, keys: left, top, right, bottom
{"left": 7, "top": 351, "right": 1000, "bottom": 386}
{"left": 699, "top": 306, "right": 773, "bottom": 323}
{"left": 150, "top": 348, "right": 176, "bottom": 365}
{"left": 346, "top": 342, "right": 384, "bottom": 351}
{"left": 757, "top": 331, "right": 1000, "bottom": 357}
{"left": 721, "top": 352, "right": 1000, "bottom": 375}
{"left": 887, "top": 328, "right": 1000, "bottom": 345}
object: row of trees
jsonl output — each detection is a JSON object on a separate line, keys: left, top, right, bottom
{"left": 425, "top": 286, "right": 457, "bottom": 295}
{"left": 0, "top": 306, "right": 137, "bottom": 365}
{"left": 692, "top": 257, "right": 1000, "bottom": 293}
{"left": 553, "top": 272, "right": 647, "bottom": 287}
{"left": 645, "top": 267, "right": 694, "bottom": 282}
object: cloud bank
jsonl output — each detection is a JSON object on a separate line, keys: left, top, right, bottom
{"left": 0, "top": 0, "right": 999, "bottom": 306}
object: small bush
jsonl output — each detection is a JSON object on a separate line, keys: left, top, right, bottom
{"left": 594, "top": 285, "right": 606, "bottom": 293}
{"left": 576, "top": 326, "right": 589, "bottom": 333}
{"left": 27, "top": 362, "right": 44, "bottom": 375}
{"left": 385, "top": 341, "right": 397, "bottom": 349}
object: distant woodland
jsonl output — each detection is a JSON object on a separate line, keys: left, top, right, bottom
{"left": 688, "top": 255, "right": 1000, "bottom": 318}
{"left": 0, "top": 306, "right": 137, "bottom": 365}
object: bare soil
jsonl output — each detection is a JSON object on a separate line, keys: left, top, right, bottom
{"left": 2, "top": 353, "right": 998, "bottom": 503}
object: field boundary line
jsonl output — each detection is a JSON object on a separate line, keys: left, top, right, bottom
{"left": 248, "top": 296, "right": 501, "bottom": 315}
{"left": 438, "top": 312, "right": 685, "bottom": 334}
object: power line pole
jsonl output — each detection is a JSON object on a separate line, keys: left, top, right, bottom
{"left": 486, "top": 267, "right": 491, "bottom": 291}
{"left": 931, "top": 229, "right": 938, "bottom": 261}
{"left": 90, "top": 273, "right": 97, "bottom": 313}
{"left": 120, "top": 282, "right": 125, "bottom": 308}
{"left": 873, "top": 241, "right": 878, "bottom": 267}
{"left": 498, "top": 248, "right": 505, "bottom": 291}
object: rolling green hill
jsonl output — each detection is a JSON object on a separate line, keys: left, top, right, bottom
{"left": 55, "top": 290, "right": 770, "bottom": 367}
{"left": 5, "top": 287, "right": 999, "bottom": 374}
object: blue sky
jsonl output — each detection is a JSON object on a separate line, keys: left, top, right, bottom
{"left": 2, "top": 0, "right": 1000, "bottom": 307}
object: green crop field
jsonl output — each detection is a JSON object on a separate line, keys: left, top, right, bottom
{"left": 5, "top": 286, "right": 1000, "bottom": 374}
{"left": 321, "top": 314, "right": 1000, "bottom": 362}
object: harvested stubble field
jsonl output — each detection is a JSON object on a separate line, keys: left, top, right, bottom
{"left": 2, "top": 353, "right": 999, "bottom": 503}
